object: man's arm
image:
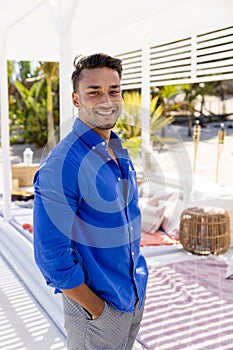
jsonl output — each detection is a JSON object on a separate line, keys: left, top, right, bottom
{"left": 62, "top": 283, "right": 105, "bottom": 320}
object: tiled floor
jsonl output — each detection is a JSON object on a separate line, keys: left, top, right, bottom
{"left": 0, "top": 254, "right": 67, "bottom": 350}
{"left": 0, "top": 252, "right": 146, "bottom": 350}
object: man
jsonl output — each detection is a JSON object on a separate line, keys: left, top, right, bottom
{"left": 33, "top": 53, "right": 148, "bottom": 350}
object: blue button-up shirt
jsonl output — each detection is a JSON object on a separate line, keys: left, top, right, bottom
{"left": 33, "top": 118, "right": 148, "bottom": 313}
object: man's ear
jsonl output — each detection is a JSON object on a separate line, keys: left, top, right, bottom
{"left": 72, "top": 92, "right": 80, "bottom": 108}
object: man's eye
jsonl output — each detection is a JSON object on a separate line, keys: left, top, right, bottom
{"left": 89, "top": 91, "right": 99, "bottom": 96}
{"left": 111, "top": 91, "right": 120, "bottom": 95}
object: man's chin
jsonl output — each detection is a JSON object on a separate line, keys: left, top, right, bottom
{"left": 96, "top": 123, "right": 116, "bottom": 130}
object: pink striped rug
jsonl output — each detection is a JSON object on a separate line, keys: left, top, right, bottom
{"left": 137, "top": 256, "right": 233, "bottom": 349}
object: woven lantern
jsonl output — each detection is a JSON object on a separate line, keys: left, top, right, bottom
{"left": 180, "top": 207, "right": 230, "bottom": 255}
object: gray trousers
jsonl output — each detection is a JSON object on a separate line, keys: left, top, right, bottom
{"left": 62, "top": 294, "right": 145, "bottom": 350}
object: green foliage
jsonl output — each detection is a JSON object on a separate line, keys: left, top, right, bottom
{"left": 115, "top": 91, "right": 142, "bottom": 140}
{"left": 8, "top": 60, "right": 59, "bottom": 147}
{"left": 115, "top": 91, "right": 174, "bottom": 159}
{"left": 14, "top": 79, "right": 48, "bottom": 145}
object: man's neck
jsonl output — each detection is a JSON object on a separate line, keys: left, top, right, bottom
{"left": 93, "top": 127, "right": 111, "bottom": 142}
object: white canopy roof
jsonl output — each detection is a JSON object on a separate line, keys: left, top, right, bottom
{"left": 1, "top": 0, "right": 232, "bottom": 60}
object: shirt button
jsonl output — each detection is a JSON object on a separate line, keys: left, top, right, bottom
{"left": 117, "top": 177, "right": 121, "bottom": 181}
{"left": 107, "top": 157, "right": 111, "bottom": 161}
{"left": 130, "top": 226, "right": 133, "bottom": 231}
{"left": 92, "top": 146, "right": 95, "bottom": 150}
{"left": 132, "top": 251, "right": 135, "bottom": 256}
{"left": 102, "top": 141, "right": 105, "bottom": 146}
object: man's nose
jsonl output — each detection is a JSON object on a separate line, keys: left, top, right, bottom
{"left": 99, "top": 93, "right": 113, "bottom": 106}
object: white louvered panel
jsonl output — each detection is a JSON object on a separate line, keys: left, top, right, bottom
{"left": 150, "top": 37, "right": 192, "bottom": 85}
{"left": 197, "top": 65, "right": 233, "bottom": 77}
{"left": 197, "top": 42, "right": 233, "bottom": 56}
{"left": 116, "top": 50, "right": 142, "bottom": 90}
{"left": 115, "top": 26, "right": 233, "bottom": 90}
{"left": 197, "top": 26, "right": 233, "bottom": 43}
{"left": 197, "top": 35, "right": 233, "bottom": 49}
{"left": 195, "top": 25, "right": 233, "bottom": 81}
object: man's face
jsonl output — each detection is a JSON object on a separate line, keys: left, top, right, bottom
{"left": 72, "top": 67, "right": 122, "bottom": 131}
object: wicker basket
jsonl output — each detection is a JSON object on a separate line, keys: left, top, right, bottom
{"left": 12, "top": 163, "right": 39, "bottom": 187}
{"left": 179, "top": 206, "right": 230, "bottom": 255}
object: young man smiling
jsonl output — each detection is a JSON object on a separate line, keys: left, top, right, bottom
{"left": 33, "top": 53, "right": 148, "bottom": 350}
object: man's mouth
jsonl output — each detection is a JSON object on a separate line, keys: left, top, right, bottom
{"left": 96, "top": 110, "right": 115, "bottom": 116}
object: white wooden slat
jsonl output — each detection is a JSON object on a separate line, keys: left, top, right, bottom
{"left": 123, "top": 72, "right": 141, "bottom": 79}
{"left": 121, "top": 83, "right": 142, "bottom": 90}
{"left": 197, "top": 35, "right": 233, "bottom": 49}
{"left": 197, "top": 27, "right": 233, "bottom": 42}
{"left": 197, "top": 65, "right": 233, "bottom": 76}
{"left": 123, "top": 62, "right": 142, "bottom": 72}
{"left": 150, "top": 78, "right": 192, "bottom": 86}
{"left": 150, "top": 38, "right": 191, "bottom": 53}
{"left": 150, "top": 46, "right": 191, "bottom": 61}
{"left": 121, "top": 57, "right": 142, "bottom": 66}
{"left": 116, "top": 50, "right": 142, "bottom": 59}
{"left": 150, "top": 58, "right": 191, "bottom": 70}
{"left": 151, "top": 50, "right": 191, "bottom": 62}
{"left": 197, "top": 50, "right": 233, "bottom": 63}
{"left": 197, "top": 42, "right": 233, "bottom": 56}
{"left": 121, "top": 77, "right": 142, "bottom": 85}
{"left": 197, "top": 58, "right": 233, "bottom": 70}
{"left": 150, "top": 71, "right": 191, "bottom": 81}
{"left": 123, "top": 71, "right": 141, "bottom": 78}
{"left": 150, "top": 65, "right": 190, "bottom": 76}
{"left": 118, "top": 52, "right": 141, "bottom": 60}
{"left": 194, "top": 73, "right": 233, "bottom": 83}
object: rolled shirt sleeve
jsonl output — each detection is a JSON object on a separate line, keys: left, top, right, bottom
{"left": 33, "top": 155, "right": 85, "bottom": 291}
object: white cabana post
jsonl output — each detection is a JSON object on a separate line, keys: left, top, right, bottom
{"left": 0, "top": 30, "right": 12, "bottom": 220}
{"left": 47, "top": 0, "right": 79, "bottom": 140}
{"left": 141, "top": 43, "right": 152, "bottom": 171}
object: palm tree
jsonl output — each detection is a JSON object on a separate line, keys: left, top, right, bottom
{"left": 13, "top": 61, "right": 59, "bottom": 149}
{"left": 39, "top": 62, "right": 59, "bottom": 150}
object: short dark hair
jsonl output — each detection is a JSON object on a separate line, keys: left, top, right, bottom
{"left": 71, "top": 53, "right": 122, "bottom": 92}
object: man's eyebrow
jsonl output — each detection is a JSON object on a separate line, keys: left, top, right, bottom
{"left": 86, "top": 84, "right": 121, "bottom": 89}
{"left": 86, "top": 85, "right": 101, "bottom": 89}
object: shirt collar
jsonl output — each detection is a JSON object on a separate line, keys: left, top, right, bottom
{"left": 72, "top": 118, "right": 123, "bottom": 151}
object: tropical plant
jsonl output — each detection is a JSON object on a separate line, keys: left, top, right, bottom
{"left": 9, "top": 60, "right": 59, "bottom": 148}
{"left": 115, "top": 91, "right": 174, "bottom": 158}
{"left": 14, "top": 79, "right": 48, "bottom": 145}
{"left": 38, "top": 61, "right": 59, "bottom": 150}
{"left": 151, "top": 85, "right": 183, "bottom": 137}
